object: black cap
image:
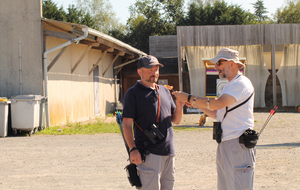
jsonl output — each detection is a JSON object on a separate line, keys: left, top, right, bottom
{"left": 137, "top": 55, "right": 164, "bottom": 69}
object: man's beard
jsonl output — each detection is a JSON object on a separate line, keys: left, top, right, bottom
{"left": 145, "top": 75, "right": 158, "bottom": 83}
{"left": 217, "top": 69, "right": 226, "bottom": 79}
{"left": 217, "top": 64, "right": 230, "bottom": 79}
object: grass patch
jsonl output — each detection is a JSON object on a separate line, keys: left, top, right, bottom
{"left": 36, "top": 118, "right": 120, "bottom": 135}
{"left": 35, "top": 116, "right": 213, "bottom": 135}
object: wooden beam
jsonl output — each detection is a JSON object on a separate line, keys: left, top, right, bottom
{"left": 114, "top": 58, "right": 139, "bottom": 69}
{"left": 116, "top": 58, "right": 130, "bottom": 74}
{"left": 103, "top": 51, "right": 125, "bottom": 77}
{"left": 89, "top": 51, "right": 108, "bottom": 75}
{"left": 47, "top": 46, "right": 69, "bottom": 72}
{"left": 44, "top": 29, "right": 76, "bottom": 41}
{"left": 126, "top": 55, "right": 135, "bottom": 59}
{"left": 71, "top": 45, "right": 93, "bottom": 74}
{"left": 96, "top": 37, "right": 139, "bottom": 57}
{"left": 116, "top": 67, "right": 122, "bottom": 75}
{"left": 106, "top": 47, "right": 114, "bottom": 53}
{"left": 88, "top": 47, "right": 114, "bottom": 75}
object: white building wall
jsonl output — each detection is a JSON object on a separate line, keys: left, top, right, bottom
{"left": 0, "top": 0, "right": 43, "bottom": 97}
{"left": 46, "top": 37, "right": 117, "bottom": 126}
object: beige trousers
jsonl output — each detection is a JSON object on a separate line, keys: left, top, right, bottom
{"left": 137, "top": 153, "right": 175, "bottom": 190}
{"left": 217, "top": 138, "right": 256, "bottom": 190}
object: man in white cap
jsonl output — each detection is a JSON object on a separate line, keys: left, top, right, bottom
{"left": 173, "top": 48, "right": 256, "bottom": 189}
{"left": 123, "top": 55, "right": 183, "bottom": 189}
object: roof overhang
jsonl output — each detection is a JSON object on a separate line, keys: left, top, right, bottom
{"left": 42, "top": 18, "right": 146, "bottom": 60}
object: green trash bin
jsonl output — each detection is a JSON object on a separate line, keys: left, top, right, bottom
{"left": 0, "top": 98, "right": 10, "bottom": 137}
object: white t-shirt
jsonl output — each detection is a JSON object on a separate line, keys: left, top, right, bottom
{"left": 216, "top": 74, "right": 254, "bottom": 141}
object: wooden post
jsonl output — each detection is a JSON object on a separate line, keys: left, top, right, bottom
{"left": 272, "top": 44, "right": 277, "bottom": 106}
{"left": 178, "top": 47, "right": 183, "bottom": 91}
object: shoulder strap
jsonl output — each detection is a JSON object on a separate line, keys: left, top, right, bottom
{"left": 155, "top": 84, "right": 161, "bottom": 123}
{"left": 222, "top": 92, "right": 254, "bottom": 121}
{"left": 134, "top": 84, "right": 161, "bottom": 132}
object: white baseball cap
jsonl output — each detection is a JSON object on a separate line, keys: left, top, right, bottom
{"left": 210, "top": 48, "right": 244, "bottom": 68}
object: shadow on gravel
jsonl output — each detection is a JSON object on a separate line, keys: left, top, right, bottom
{"left": 257, "top": 142, "right": 300, "bottom": 149}
{"left": 174, "top": 125, "right": 213, "bottom": 129}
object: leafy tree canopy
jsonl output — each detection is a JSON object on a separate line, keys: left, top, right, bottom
{"left": 184, "top": 0, "right": 256, "bottom": 25}
{"left": 42, "top": 0, "right": 121, "bottom": 32}
{"left": 42, "top": 0, "right": 67, "bottom": 21}
{"left": 274, "top": 0, "right": 300, "bottom": 23}
{"left": 75, "top": 0, "right": 125, "bottom": 33}
{"left": 125, "top": 0, "right": 185, "bottom": 53}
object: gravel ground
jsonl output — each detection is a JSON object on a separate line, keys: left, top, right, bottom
{"left": 0, "top": 112, "right": 299, "bottom": 190}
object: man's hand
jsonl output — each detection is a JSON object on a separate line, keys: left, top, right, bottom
{"left": 130, "top": 149, "right": 142, "bottom": 165}
{"left": 172, "top": 91, "right": 189, "bottom": 103}
{"left": 185, "top": 102, "right": 193, "bottom": 107}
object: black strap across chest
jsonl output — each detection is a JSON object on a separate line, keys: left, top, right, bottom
{"left": 222, "top": 92, "right": 254, "bottom": 121}
{"left": 221, "top": 74, "right": 254, "bottom": 121}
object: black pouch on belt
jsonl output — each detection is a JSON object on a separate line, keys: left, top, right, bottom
{"left": 124, "top": 163, "right": 142, "bottom": 189}
{"left": 213, "top": 122, "right": 222, "bottom": 144}
{"left": 239, "top": 129, "right": 259, "bottom": 148}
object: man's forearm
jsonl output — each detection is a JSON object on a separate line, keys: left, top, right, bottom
{"left": 123, "top": 118, "right": 136, "bottom": 149}
{"left": 171, "top": 101, "right": 183, "bottom": 124}
{"left": 197, "top": 106, "right": 217, "bottom": 119}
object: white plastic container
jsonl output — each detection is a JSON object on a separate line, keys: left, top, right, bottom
{"left": 0, "top": 98, "right": 10, "bottom": 137}
{"left": 10, "top": 95, "right": 43, "bottom": 134}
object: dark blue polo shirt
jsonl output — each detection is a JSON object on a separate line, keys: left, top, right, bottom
{"left": 122, "top": 81, "right": 176, "bottom": 156}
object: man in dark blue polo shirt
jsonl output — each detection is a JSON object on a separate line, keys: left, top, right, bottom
{"left": 123, "top": 55, "right": 183, "bottom": 190}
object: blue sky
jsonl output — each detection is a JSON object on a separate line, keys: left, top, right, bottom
{"left": 54, "top": 0, "right": 285, "bottom": 24}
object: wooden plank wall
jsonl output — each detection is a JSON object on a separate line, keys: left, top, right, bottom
{"left": 177, "top": 24, "right": 300, "bottom": 47}
{"left": 149, "top": 35, "right": 178, "bottom": 58}
{"left": 176, "top": 24, "right": 300, "bottom": 93}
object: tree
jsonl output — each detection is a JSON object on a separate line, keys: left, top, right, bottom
{"left": 184, "top": 0, "right": 255, "bottom": 25}
{"left": 43, "top": 0, "right": 100, "bottom": 30}
{"left": 81, "top": 12, "right": 98, "bottom": 30}
{"left": 251, "top": 0, "right": 269, "bottom": 22}
{"left": 66, "top": 4, "right": 82, "bottom": 24}
{"left": 76, "top": 0, "right": 124, "bottom": 34}
{"left": 42, "top": 0, "right": 67, "bottom": 21}
{"left": 124, "top": 0, "right": 185, "bottom": 53}
{"left": 274, "top": 0, "right": 300, "bottom": 23}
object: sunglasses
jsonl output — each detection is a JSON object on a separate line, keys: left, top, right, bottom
{"left": 216, "top": 60, "right": 228, "bottom": 66}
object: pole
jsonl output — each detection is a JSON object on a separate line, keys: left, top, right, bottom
{"left": 259, "top": 106, "right": 278, "bottom": 136}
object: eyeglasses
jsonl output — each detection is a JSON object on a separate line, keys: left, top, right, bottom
{"left": 216, "top": 60, "right": 228, "bottom": 66}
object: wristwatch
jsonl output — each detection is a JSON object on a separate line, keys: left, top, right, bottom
{"left": 192, "top": 96, "right": 197, "bottom": 106}
{"left": 129, "top": 147, "right": 138, "bottom": 153}
{"left": 187, "top": 94, "right": 192, "bottom": 103}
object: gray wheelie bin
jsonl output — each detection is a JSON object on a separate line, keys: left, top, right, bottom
{"left": 10, "top": 95, "right": 44, "bottom": 136}
{"left": 0, "top": 97, "right": 10, "bottom": 137}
